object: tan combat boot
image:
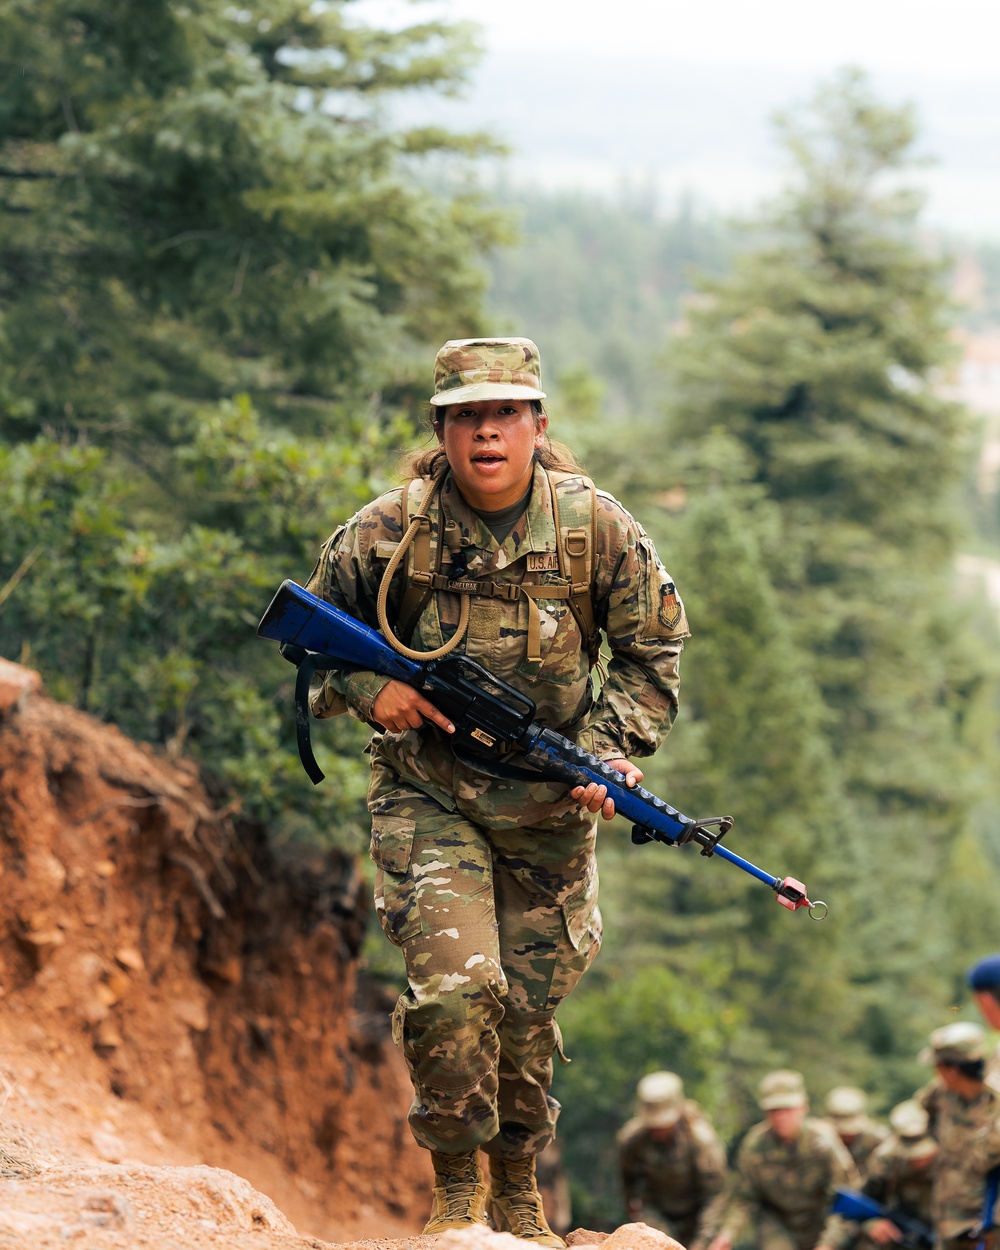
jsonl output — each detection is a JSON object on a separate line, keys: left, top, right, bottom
{"left": 422, "top": 1149, "right": 490, "bottom": 1235}
{"left": 488, "top": 1155, "right": 566, "bottom": 1247}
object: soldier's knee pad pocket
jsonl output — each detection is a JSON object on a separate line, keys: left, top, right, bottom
{"left": 371, "top": 815, "right": 423, "bottom": 946}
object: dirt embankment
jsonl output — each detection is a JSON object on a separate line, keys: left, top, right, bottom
{"left": 0, "top": 658, "right": 432, "bottom": 1247}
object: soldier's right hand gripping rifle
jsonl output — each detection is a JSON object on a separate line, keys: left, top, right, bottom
{"left": 832, "top": 1188, "right": 934, "bottom": 1250}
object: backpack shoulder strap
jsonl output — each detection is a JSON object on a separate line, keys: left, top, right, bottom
{"left": 395, "top": 477, "right": 438, "bottom": 644}
{"left": 546, "top": 470, "right": 601, "bottom": 667}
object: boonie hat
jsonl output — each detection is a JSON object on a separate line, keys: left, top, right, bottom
{"left": 824, "top": 1086, "right": 869, "bottom": 1134}
{"left": 758, "top": 1069, "right": 807, "bottom": 1110}
{"left": 888, "top": 1099, "right": 937, "bottom": 1160}
{"left": 919, "top": 1021, "right": 986, "bottom": 1065}
{"left": 429, "top": 337, "right": 546, "bottom": 407}
{"left": 637, "top": 1071, "right": 684, "bottom": 1128}
{"left": 967, "top": 954, "right": 1000, "bottom": 991}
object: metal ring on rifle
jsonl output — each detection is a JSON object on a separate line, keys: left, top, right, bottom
{"left": 808, "top": 900, "right": 829, "bottom": 921}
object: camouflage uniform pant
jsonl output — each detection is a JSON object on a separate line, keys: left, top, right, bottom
{"left": 369, "top": 775, "right": 602, "bottom": 1159}
{"left": 753, "top": 1212, "right": 817, "bottom": 1250}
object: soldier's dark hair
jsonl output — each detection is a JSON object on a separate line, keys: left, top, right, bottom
{"left": 939, "top": 1058, "right": 986, "bottom": 1081}
{"left": 402, "top": 400, "right": 581, "bottom": 480}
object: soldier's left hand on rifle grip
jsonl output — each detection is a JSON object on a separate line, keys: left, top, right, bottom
{"left": 571, "top": 759, "right": 643, "bottom": 819}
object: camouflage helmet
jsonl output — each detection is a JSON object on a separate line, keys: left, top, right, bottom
{"left": 824, "top": 1085, "right": 868, "bottom": 1134}
{"left": 919, "top": 1020, "right": 987, "bottom": 1065}
{"left": 888, "top": 1100, "right": 937, "bottom": 1160}
{"left": 429, "top": 337, "right": 546, "bottom": 407}
{"left": 636, "top": 1071, "right": 684, "bottom": 1128}
{"left": 758, "top": 1069, "right": 807, "bottom": 1110}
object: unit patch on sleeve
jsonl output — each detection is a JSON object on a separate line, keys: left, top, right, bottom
{"left": 659, "top": 582, "right": 682, "bottom": 630}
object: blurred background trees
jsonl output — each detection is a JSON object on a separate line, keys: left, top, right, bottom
{"left": 498, "top": 70, "right": 1000, "bottom": 1223}
{"left": 0, "top": 0, "right": 506, "bottom": 841}
{"left": 3, "top": 5, "right": 1000, "bottom": 1230}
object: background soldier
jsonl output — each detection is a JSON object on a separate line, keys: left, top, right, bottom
{"left": 836, "top": 1100, "right": 937, "bottom": 1250}
{"left": 708, "top": 1070, "right": 859, "bottom": 1250}
{"left": 967, "top": 955, "right": 1000, "bottom": 1085}
{"left": 824, "top": 1087, "right": 889, "bottom": 1171}
{"left": 915, "top": 1022, "right": 1000, "bottom": 1250}
{"left": 617, "top": 1070, "right": 727, "bottom": 1248}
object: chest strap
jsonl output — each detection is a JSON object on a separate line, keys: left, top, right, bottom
{"left": 548, "top": 470, "right": 601, "bottom": 666}
{"left": 389, "top": 469, "right": 600, "bottom": 667}
{"left": 409, "top": 570, "right": 589, "bottom": 663}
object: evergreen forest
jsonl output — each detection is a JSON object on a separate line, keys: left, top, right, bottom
{"left": 2, "top": 2, "right": 1000, "bottom": 1229}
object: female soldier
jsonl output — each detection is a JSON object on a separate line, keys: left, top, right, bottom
{"left": 305, "top": 337, "right": 689, "bottom": 1245}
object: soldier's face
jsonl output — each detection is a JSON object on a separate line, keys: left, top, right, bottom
{"left": 766, "top": 1104, "right": 807, "bottom": 1141}
{"left": 909, "top": 1150, "right": 936, "bottom": 1171}
{"left": 437, "top": 400, "right": 546, "bottom": 512}
{"left": 974, "top": 990, "right": 1000, "bottom": 1031}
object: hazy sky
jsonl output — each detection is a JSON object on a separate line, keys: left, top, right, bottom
{"left": 358, "top": 0, "right": 1000, "bottom": 74}
{"left": 352, "top": 0, "right": 1000, "bottom": 236}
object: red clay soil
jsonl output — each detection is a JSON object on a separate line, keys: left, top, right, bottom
{"left": 0, "top": 658, "right": 434, "bottom": 1247}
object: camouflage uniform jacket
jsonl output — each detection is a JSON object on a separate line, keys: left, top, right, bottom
{"left": 915, "top": 1080, "right": 1000, "bottom": 1239}
{"left": 617, "top": 1103, "right": 727, "bottom": 1235}
{"left": 718, "top": 1117, "right": 860, "bottom": 1249}
{"left": 825, "top": 1119, "right": 890, "bottom": 1171}
{"left": 305, "top": 463, "right": 690, "bottom": 827}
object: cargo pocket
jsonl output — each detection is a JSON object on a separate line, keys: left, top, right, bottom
{"left": 370, "top": 815, "right": 415, "bottom": 874}
{"left": 370, "top": 815, "right": 422, "bottom": 946}
{"left": 552, "top": 1017, "right": 571, "bottom": 1065}
{"left": 548, "top": 877, "right": 604, "bottom": 1008}
{"left": 562, "top": 886, "right": 603, "bottom": 957}
{"left": 514, "top": 586, "right": 584, "bottom": 689}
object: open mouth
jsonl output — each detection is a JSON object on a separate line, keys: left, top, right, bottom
{"left": 472, "top": 452, "right": 505, "bottom": 465}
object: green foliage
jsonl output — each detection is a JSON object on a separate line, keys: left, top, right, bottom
{"left": 0, "top": 0, "right": 503, "bottom": 445}
{"left": 0, "top": 0, "right": 504, "bottom": 842}
{"left": 554, "top": 960, "right": 743, "bottom": 1227}
{"left": 498, "top": 69, "right": 1000, "bottom": 1222}
{"left": 485, "top": 187, "right": 733, "bottom": 423}
{"left": 660, "top": 70, "right": 1000, "bottom": 1062}
{"left": 6, "top": 17, "right": 1000, "bottom": 1224}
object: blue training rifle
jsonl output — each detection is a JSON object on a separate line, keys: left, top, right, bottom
{"left": 832, "top": 1188, "right": 934, "bottom": 1250}
{"left": 258, "top": 580, "right": 826, "bottom": 918}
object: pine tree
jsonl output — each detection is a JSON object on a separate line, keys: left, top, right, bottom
{"left": 656, "top": 68, "right": 996, "bottom": 1083}
{"left": 0, "top": 0, "right": 505, "bottom": 834}
{"left": 554, "top": 72, "right": 1000, "bottom": 1225}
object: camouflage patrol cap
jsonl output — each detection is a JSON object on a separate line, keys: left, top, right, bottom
{"left": 919, "top": 1020, "right": 987, "bottom": 1065}
{"left": 758, "top": 1069, "right": 807, "bottom": 1110}
{"left": 429, "top": 337, "right": 546, "bottom": 408}
{"left": 636, "top": 1071, "right": 684, "bottom": 1128}
{"left": 824, "top": 1086, "right": 869, "bottom": 1134}
{"left": 888, "top": 1099, "right": 937, "bottom": 1160}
